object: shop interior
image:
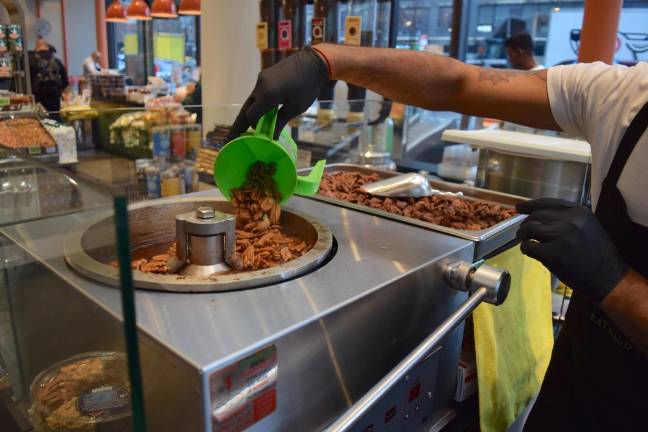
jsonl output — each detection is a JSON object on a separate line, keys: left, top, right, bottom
{"left": 0, "top": 1, "right": 646, "bottom": 431}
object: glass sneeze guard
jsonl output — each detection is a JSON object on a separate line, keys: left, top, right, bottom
{"left": 0, "top": 149, "right": 146, "bottom": 432}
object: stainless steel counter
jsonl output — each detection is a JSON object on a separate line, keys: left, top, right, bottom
{"left": 1, "top": 189, "right": 476, "bottom": 431}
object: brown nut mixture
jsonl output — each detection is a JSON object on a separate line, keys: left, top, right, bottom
{"left": 130, "top": 162, "right": 310, "bottom": 275}
{"left": 34, "top": 355, "right": 128, "bottom": 432}
{"left": 228, "top": 162, "right": 309, "bottom": 271}
{"left": 319, "top": 171, "right": 515, "bottom": 230}
{"left": 0, "top": 118, "right": 56, "bottom": 148}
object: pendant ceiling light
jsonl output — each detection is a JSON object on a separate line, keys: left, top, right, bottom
{"left": 106, "top": 0, "right": 128, "bottom": 23}
{"left": 178, "top": 0, "right": 201, "bottom": 16}
{"left": 152, "top": 0, "right": 177, "bottom": 18}
{"left": 127, "top": 0, "right": 152, "bottom": 21}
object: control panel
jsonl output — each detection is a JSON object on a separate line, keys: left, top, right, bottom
{"left": 350, "top": 346, "right": 443, "bottom": 432}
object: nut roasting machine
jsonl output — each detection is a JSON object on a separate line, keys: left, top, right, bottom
{"left": 4, "top": 171, "right": 518, "bottom": 431}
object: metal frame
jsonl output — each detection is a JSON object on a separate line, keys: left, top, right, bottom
{"left": 449, "top": 0, "right": 470, "bottom": 61}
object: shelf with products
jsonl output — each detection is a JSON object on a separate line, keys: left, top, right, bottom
{"left": 0, "top": 22, "right": 29, "bottom": 94}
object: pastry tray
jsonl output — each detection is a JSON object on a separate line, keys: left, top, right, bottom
{"left": 300, "top": 163, "right": 527, "bottom": 260}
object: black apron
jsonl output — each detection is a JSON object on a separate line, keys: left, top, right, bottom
{"left": 525, "top": 100, "right": 648, "bottom": 431}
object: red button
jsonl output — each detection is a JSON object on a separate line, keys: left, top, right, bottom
{"left": 408, "top": 383, "right": 421, "bottom": 402}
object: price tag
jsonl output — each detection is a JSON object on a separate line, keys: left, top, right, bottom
{"left": 256, "top": 22, "right": 268, "bottom": 50}
{"left": 311, "top": 18, "right": 325, "bottom": 44}
{"left": 278, "top": 20, "right": 292, "bottom": 50}
{"left": 28, "top": 146, "right": 41, "bottom": 155}
{"left": 0, "top": 97, "right": 9, "bottom": 107}
{"left": 345, "top": 16, "right": 362, "bottom": 46}
{"left": 77, "top": 387, "right": 130, "bottom": 415}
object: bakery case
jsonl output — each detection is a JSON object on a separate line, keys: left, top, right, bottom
{"left": 0, "top": 150, "right": 145, "bottom": 432}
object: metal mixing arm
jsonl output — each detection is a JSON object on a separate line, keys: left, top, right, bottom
{"left": 325, "top": 261, "right": 510, "bottom": 432}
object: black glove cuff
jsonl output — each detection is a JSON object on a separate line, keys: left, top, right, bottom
{"left": 590, "top": 252, "right": 630, "bottom": 305}
{"left": 303, "top": 46, "right": 330, "bottom": 86}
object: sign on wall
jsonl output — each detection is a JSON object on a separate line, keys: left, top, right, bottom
{"left": 124, "top": 33, "right": 139, "bottom": 55}
{"left": 153, "top": 33, "right": 185, "bottom": 64}
{"left": 256, "top": 22, "right": 269, "bottom": 50}
{"left": 344, "top": 16, "right": 361, "bottom": 46}
{"left": 278, "top": 20, "right": 292, "bottom": 50}
{"left": 311, "top": 18, "right": 325, "bottom": 44}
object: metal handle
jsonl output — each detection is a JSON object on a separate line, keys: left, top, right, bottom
{"left": 325, "top": 262, "right": 510, "bottom": 432}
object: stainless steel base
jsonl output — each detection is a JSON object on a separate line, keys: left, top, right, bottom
{"left": 2, "top": 190, "right": 475, "bottom": 432}
{"left": 476, "top": 148, "right": 590, "bottom": 204}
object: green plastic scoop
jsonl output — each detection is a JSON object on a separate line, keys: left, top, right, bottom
{"left": 214, "top": 108, "right": 326, "bottom": 204}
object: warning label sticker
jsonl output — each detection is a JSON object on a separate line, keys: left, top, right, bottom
{"left": 210, "top": 346, "right": 278, "bottom": 432}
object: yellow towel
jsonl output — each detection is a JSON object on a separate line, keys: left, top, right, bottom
{"left": 474, "top": 247, "right": 554, "bottom": 432}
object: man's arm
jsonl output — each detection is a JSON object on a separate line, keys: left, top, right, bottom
{"left": 601, "top": 271, "right": 648, "bottom": 355}
{"left": 228, "top": 44, "right": 561, "bottom": 139}
{"left": 315, "top": 44, "right": 560, "bottom": 131}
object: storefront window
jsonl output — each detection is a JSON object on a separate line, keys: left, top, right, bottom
{"left": 396, "top": 0, "right": 454, "bottom": 53}
{"left": 152, "top": 16, "right": 199, "bottom": 88}
{"left": 108, "top": 20, "right": 149, "bottom": 84}
{"left": 466, "top": 0, "right": 648, "bottom": 68}
{"left": 106, "top": 1, "right": 200, "bottom": 88}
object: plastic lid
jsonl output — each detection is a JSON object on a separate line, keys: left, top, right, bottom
{"left": 30, "top": 352, "right": 131, "bottom": 431}
{"left": 442, "top": 129, "right": 591, "bottom": 163}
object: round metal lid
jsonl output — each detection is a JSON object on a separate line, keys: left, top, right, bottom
{"left": 64, "top": 197, "right": 334, "bottom": 293}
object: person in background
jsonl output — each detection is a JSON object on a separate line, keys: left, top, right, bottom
{"left": 82, "top": 51, "right": 102, "bottom": 76}
{"left": 29, "top": 38, "right": 68, "bottom": 120}
{"left": 183, "top": 80, "right": 202, "bottom": 124}
{"left": 504, "top": 32, "right": 544, "bottom": 71}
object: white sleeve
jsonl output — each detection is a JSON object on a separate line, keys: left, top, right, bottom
{"left": 547, "top": 62, "right": 632, "bottom": 143}
{"left": 83, "top": 58, "right": 97, "bottom": 75}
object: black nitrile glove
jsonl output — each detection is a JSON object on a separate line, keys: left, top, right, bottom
{"left": 516, "top": 198, "right": 629, "bottom": 304}
{"left": 228, "top": 46, "right": 329, "bottom": 141}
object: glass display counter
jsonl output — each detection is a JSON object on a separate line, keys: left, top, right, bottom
{"left": 0, "top": 97, "right": 539, "bottom": 432}
{"left": 0, "top": 150, "right": 145, "bottom": 432}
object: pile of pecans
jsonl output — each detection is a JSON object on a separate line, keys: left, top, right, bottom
{"left": 129, "top": 162, "right": 310, "bottom": 275}
{"left": 319, "top": 171, "right": 515, "bottom": 230}
{"left": 0, "top": 118, "right": 56, "bottom": 148}
{"left": 228, "top": 162, "right": 309, "bottom": 271}
{"left": 130, "top": 243, "right": 177, "bottom": 274}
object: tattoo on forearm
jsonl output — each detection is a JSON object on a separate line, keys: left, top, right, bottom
{"left": 477, "top": 68, "right": 547, "bottom": 85}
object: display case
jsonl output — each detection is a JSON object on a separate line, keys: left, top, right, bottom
{"left": 0, "top": 150, "right": 145, "bottom": 432}
{"left": 0, "top": 98, "right": 521, "bottom": 431}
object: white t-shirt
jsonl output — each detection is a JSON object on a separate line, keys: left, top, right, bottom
{"left": 83, "top": 57, "right": 100, "bottom": 76}
{"left": 547, "top": 61, "right": 648, "bottom": 226}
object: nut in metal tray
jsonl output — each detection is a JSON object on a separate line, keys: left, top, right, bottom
{"left": 300, "top": 163, "right": 527, "bottom": 260}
